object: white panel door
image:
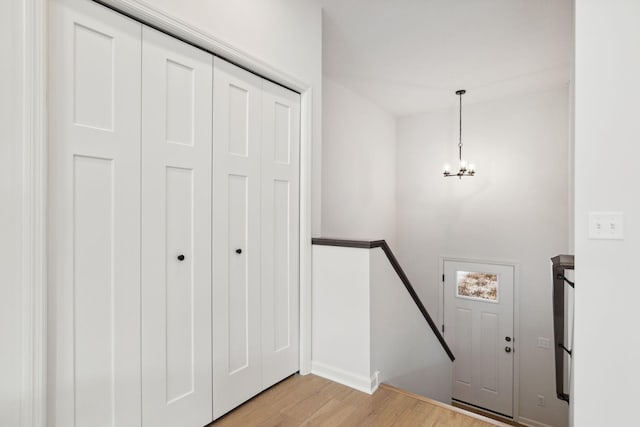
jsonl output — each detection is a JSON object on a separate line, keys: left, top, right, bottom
{"left": 48, "top": 0, "right": 142, "bottom": 425}
{"left": 260, "top": 81, "right": 301, "bottom": 389}
{"left": 443, "top": 260, "right": 514, "bottom": 417}
{"left": 212, "top": 57, "right": 263, "bottom": 419}
{"left": 141, "top": 27, "right": 213, "bottom": 427}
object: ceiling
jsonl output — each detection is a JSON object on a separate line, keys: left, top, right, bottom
{"left": 318, "top": 0, "right": 573, "bottom": 116}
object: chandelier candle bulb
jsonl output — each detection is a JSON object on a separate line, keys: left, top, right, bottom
{"left": 443, "top": 164, "right": 451, "bottom": 174}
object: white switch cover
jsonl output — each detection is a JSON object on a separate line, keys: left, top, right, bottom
{"left": 589, "top": 212, "right": 624, "bottom": 240}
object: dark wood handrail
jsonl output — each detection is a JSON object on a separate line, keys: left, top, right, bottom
{"left": 312, "top": 238, "right": 455, "bottom": 361}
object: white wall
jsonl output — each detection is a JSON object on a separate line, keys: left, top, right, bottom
{"left": 396, "top": 88, "right": 570, "bottom": 427}
{"left": 312, "top": 244, "right": 454, "bottom": 401}
{"left": 311, "top": 245, "right": 373, "bottom": 393}
{"left": 573, "top": 1, "right": 640, "bottom": 425}
{"left": 370, "top": 248, "right": 453, "bottom": 404}
{"left": 144, "top": 0, "right": 323, "bottom": 234}
{"left": 322, "top": 77, "right": 397, "bottom": 246}
{"left": 0, "top": 0, "right": 24, "bottom": 425}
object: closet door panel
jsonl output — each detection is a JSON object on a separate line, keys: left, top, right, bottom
{"left": 72, "top": 157, "right": 116, "bottom": 426}
{"left": 48, "top": 0, "right": 142, "bottom": 426}
{"left": 141, "top": 26, "right": 213, "bottom": 427}
{"left": 228, "top": 174, "right": 250, "bottom": 373}
{"left": 213, "top": 57, "right": 263, "bottom": 419}
{"left": 261, "top": 81, "right": 301, "bottom": 389}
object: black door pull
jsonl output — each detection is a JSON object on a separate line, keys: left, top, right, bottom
{"left": 177, "top": 254, "right": 185, "bottom": 261}
{"left": 235, "top": 249, "right": 242, "bottom": 254}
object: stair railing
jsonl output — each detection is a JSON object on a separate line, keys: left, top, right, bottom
{"left": 312, "top": 238, "right": 454, "bottom": 361}
{"left": 551, "top": 254, "right": 574, "bottom": 403}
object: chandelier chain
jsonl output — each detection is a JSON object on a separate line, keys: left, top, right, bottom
{"left": 458, "top": 91, "right": 463, "bottom": 162}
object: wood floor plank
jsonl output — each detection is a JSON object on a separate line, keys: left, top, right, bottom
{"left": 209, "top": 374, "right": 507, "bottom": 426}
{"left": 302, "top": 398, "right": 357, "bottom": 426}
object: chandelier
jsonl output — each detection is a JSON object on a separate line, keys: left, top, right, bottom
{"left": 443, "top": 89, "right": 476, "bottom": 179}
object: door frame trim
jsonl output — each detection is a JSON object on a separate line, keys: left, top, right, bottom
{"left": 21, "top": 0, "right": 48, "bottom": 426}
{"left": 439, "top": 256, "right": 521, "bottom": 422}
{"left": 22, "top": 0, "right": 314, "bottom": 424}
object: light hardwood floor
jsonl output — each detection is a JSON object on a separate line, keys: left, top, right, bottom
{"left": 209, "top": 374, "right": 510, "bottom": 426}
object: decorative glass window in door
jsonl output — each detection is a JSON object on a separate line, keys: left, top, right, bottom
{"left": 456, "top": 271, "right": 499, "bottom": 302}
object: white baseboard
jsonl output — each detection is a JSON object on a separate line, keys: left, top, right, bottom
{"left": 518, "top": 416, "right": 555, "bottom": 427}
{"left": 311, "top": 361, "right": 378, "bottom": 394}
{"left": 371, "top": 370, "right": 380, "bottom": 393}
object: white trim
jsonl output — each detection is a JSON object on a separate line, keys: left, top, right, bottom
{"left": 310, "top": 362, "right": 379, "bottom": 395}
{"left": 298, "top": 89, "right": 313, "bottom": 375}
{"left": 21, "top": 0, "right": 48, "bottom": 426}
{"left": 371, "top": 370, "right": 380, "bottom": 392}
{"left": 518, "top": 416, "right": 555, "bottom": 427}
{"left": 97, "top": 0, "right": 308, "bottom": 93}
{"left": 513, "top": 258, "right": 522, "bottom": 422}
{"left": 440, "top": 255, "right": 521, "bottom": 422}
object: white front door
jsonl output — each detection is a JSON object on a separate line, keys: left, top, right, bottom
{"left": 443, "top": 260, "right": 515, "bottom": 417}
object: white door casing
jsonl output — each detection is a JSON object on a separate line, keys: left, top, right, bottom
{"left": 48, "top": 0, "right": 142, "bottom": 425}
{"left": 212, "top": 57, "right": 264, "bottom": 419}
{"left": 443, "top": 260, "right": 515, "bottom": 417}
{"left": 141, "top": 26, "right": 213, "bottom": 427}
{"left": 260, "top": 81, "right": 301, "bottom": 389}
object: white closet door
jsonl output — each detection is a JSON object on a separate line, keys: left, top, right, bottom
{"left": 212, "top": 57, "right": 263, "bottom": 419}
{"left": 261, "top": 81, "right": 301, "bottom": 388}
{"left": 140, "top": 26, "right": 213, "bottom": 427}
{"left": 48, "top": 0, "right": 142, "bottom": 426}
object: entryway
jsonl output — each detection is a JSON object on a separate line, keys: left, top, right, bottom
{"left": 443, "top": 259, "right": 516, "bottom": 418}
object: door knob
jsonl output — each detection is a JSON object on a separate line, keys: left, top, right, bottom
{"left": 235, "top": 248, "right": 242, "bottom": 254}
{"left": 505, "top": 346, "right": 512, "bottom": 353}
{"left": 505, "top": 336, "right": 512, "bottom": 342}
{"left": 177, "top": 254, "right": 185, "bottom": 261}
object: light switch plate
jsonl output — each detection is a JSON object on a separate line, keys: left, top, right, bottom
{"left": 588, "top": 212, "right": 624, "bottom": 240}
